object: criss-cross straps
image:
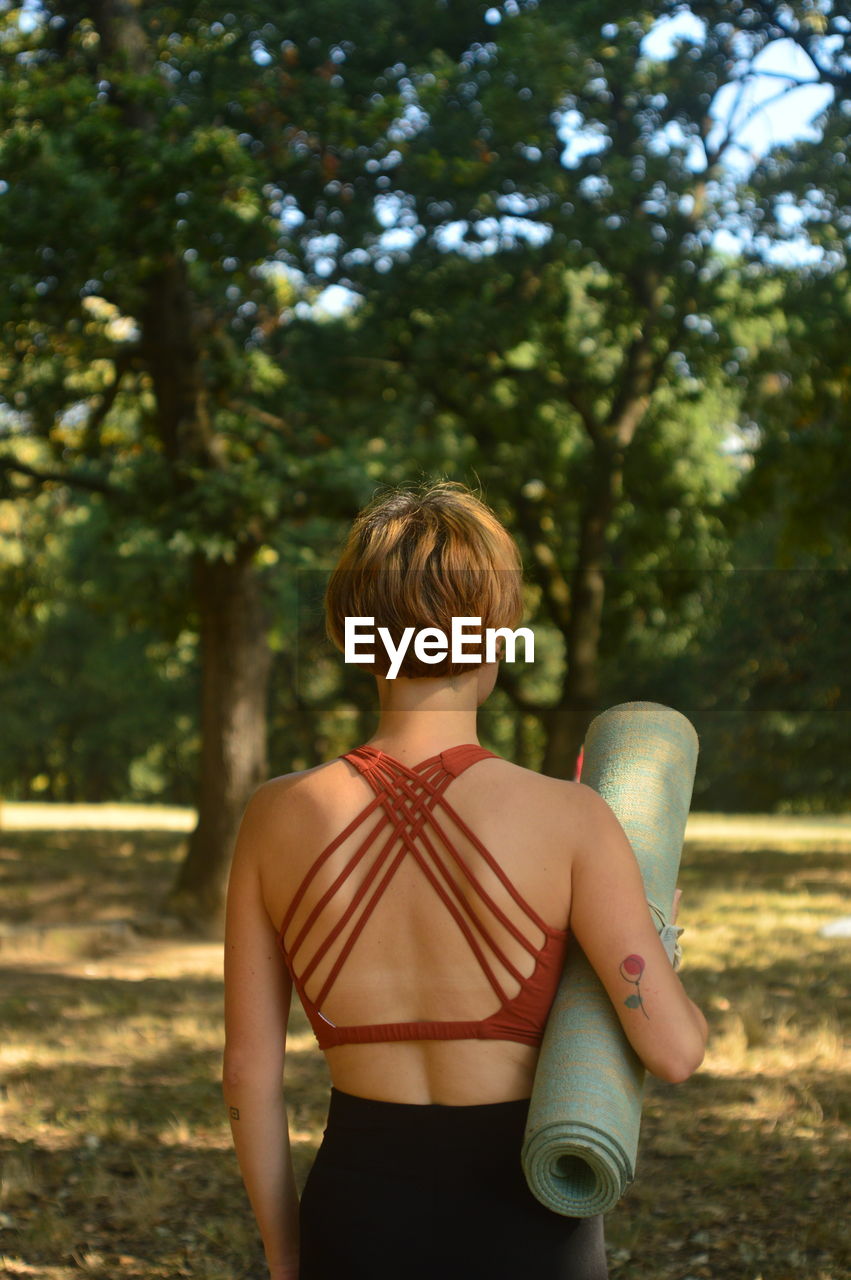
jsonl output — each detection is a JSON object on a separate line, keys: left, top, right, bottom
{"left": 276, "top": 743, "right": 564, "bottom": 1022}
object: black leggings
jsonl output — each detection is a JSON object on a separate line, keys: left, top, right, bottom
{"left": 298, "top": 1087, "right": 608, "bottom": 1279}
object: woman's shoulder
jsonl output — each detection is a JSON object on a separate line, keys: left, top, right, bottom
{"left": 475, "top": 753, "right": 583, "bottom": 796}
{"left": 258, "top": 756, "right": 339, "bottom": 793}
{"left": 476, "top": 757, "right": 589, "bottom": 830}
{"left": 250, "top": 753, "right": 597, "bottom": 845}
{"left": 468, "top": 763, "right": 626, "bottom": 864}
{"left": 254, "top": 747, "right": 460, "bottom": 827}
{"left": 491, "top": 764, "right": 619, "bottom": 813}
{"left": 240, "top": 758, "right": 342, "bottom": 840}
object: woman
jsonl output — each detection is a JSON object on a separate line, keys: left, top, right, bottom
{"left": 223, "top": 480, "right": 708, "bottom": 1279}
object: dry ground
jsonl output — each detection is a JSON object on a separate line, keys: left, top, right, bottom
{"left": 0, "top": 812, "right": 848, "bottom": 1279}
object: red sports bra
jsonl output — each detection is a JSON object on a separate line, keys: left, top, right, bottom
{"left": 276, "top": 742, "right": 569, "bottom": 1051}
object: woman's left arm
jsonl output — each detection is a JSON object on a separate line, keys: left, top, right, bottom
{"left": 223, "top": 781, "right": 300, "bottom": 1280}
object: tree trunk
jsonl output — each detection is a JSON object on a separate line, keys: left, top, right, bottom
{"left": 168, "top": 546, "right": 273, "bottom": 929}
{"left": 57, "top": 1, "right": 274, "bottom": 928}
{"left": 542, "top": 445, "right": 624, "bottom": 780}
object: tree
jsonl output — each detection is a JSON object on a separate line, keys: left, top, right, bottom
{"left": 727, "top": 266, "right": 851, "bottom": 560}
{"left": 3, "top": 3, "right": 848, "bottom": 918}
{"left": 600, "top": 508, "right": 850, "bottom": 813}
{"left": 0, "top": 464, "right": 199, "bottom": 803}
{"left": 309, "top": 2, "right": 850, "bottom": 773}
{"left": 0, "top": 2, "right": 498, "bottom": 921}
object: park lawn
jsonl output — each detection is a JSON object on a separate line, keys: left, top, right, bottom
{"left": 0, "top": 819, "right": 848, "bottom": 1280}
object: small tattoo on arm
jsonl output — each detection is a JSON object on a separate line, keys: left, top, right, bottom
{"left": 620, "top": 954, "right": 649, "bottom": 1019}
{"left": 229, "top": 1106, "right": 240, "bottom": 1120}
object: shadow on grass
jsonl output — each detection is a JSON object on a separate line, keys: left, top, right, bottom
{"left": 682, "top": 841, "right": 851, "bottom": 892}
{"left": 0, "top": 830, "right": 186, "bottom": 928}
{"left": 1, "top": 963, "right": 328, "bottom": 1279}
{"left": 1, "top": 834, "right": 849, "bottom": 1279}
{"left": 0, "top": 1132, "right": 273, "bottom": 1278}
{"left": 620, "top": 1066, "right": 850, "bottom": 1278}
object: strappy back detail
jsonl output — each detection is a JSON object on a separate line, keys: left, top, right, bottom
{"left": 277, "top": 743, "right": 569, "bottom": 1050}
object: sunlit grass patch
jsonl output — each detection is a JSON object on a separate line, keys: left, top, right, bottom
{"left": 600, "top": 829, "right": 851, "bottom": 1279}
{"left": 0, "top": 819, "right": 848, "bottom": 1279}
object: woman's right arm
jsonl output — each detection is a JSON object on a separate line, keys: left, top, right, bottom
{"left": 223, "top": 783, "right": 301, "bottom": 1279}
{"left": 566, "top": 782, "right": 708, "bottom": 1083}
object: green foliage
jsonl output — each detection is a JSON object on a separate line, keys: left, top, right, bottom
{"left": 0, "top": 473, "right": 198, "bottom": 801}
{"left": 0, "top": 0, "right": 450, "bottom": 553}
{"left": 601, "top": 509, "right": 850, "bottom": 813}
{"left": 730, "top": 268, "right": 851, "bottom": 560}
{"left": 1, "top": 2, "right": 848, "bottom": 806}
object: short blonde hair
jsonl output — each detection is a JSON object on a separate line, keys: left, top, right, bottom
{"left": 324, "top": 480, "right": 524, "bottom": 678}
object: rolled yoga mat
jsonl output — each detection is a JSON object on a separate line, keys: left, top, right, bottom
{"left": 521, "top": 700, "right": 699, "bottom": 1218}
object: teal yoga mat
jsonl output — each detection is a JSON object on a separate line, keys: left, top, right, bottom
{"left": 521, "top": 700, "right": 699, "bottom": 1218}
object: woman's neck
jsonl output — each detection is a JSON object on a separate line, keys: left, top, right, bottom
{"left": 365, "top": 671, "right": 485, "bottom": 757}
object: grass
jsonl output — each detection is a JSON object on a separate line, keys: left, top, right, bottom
{"left": 0, "top": 815, "right": 849, "bottom": 1279}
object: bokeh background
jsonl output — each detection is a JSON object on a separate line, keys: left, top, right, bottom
{"left": 0, "top": 4, "right": 848, "bottom": 1278}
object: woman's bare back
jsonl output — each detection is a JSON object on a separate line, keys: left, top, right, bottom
{"left": 259, "top": 750, "right": 576, "bottom": 1105}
